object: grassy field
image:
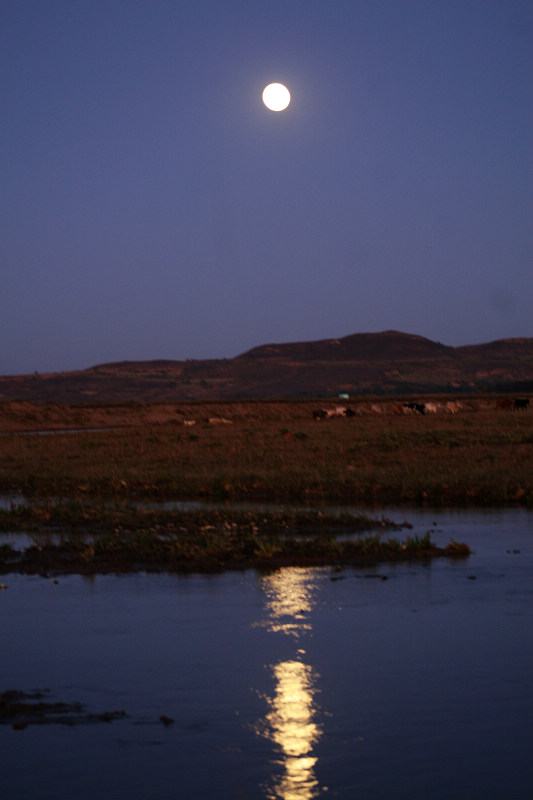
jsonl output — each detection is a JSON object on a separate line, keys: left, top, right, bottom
{"left": 0, "top": 398, "right": 532, "bottom": 506}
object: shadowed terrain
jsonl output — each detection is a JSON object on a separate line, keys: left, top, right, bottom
{"left": 1, "top": 331, "right": 533, "bottom": 403}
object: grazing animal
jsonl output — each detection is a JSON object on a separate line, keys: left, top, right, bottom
{"left": 513, "top": 398, "right": 530, "bottom": 411}
{"left": 403, "top": 402, "right": 426, "bottom": 415}
{"left": 444, "top": 401, "right": 461, "bottom": 414}
{"left": 314, "top": 406, "right": 347, "bottom": 420}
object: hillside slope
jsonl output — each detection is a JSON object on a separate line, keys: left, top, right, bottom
{"left": 1, "top": 331, "right": 532, "bottom": 402}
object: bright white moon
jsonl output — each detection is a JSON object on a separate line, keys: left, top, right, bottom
{"left": 262, "top": 83, "right": 291, "bottom": 111}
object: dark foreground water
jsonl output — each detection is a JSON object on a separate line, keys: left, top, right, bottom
{"left": 1, "top": 508, "right": 532, "bottom": 799}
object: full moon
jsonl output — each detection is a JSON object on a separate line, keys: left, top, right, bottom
{"left": 262, "top": 83, "right": 291, "bottom": 111}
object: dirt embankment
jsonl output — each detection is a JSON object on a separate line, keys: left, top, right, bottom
{"left": 0, "top": 400, "right": 283, "bottom": 433}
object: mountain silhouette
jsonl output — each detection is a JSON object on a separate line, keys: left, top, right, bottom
{"left": 1, "top": 331, "right": 532, "bottom": 402}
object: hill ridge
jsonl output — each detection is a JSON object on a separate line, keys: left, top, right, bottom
{"left": 237, "top": 330, "right": 455, "bottom": 361}
{"left": 1, "top": 330, "right": 532, "bottom": 402}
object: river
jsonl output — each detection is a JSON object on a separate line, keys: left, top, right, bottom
{"left": 0, "top": 507, "right": 532, "bottom": 799}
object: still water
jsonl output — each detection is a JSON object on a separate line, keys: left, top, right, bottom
{"left": 1, "top": 508, "right": 532, "bottom": 799}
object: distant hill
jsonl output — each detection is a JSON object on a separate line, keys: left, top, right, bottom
{"left": 1, "top": 331, "right": 533, "bottom": 403}
{"left": 239, "top": 330, "right": 455, "bottom": 361}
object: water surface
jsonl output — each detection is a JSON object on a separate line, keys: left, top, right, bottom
{"left": 1, "top": 508, "right": 532, "bottom": 799}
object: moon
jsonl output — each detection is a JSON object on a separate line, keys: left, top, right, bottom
{"left": 262, "top": 83, "right": 291, "bottom": 112}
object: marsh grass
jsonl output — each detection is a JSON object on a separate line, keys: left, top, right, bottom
{"left": 0, "top": 501, "right": 469, "bottom": 574}
{"left": 0, "top": 500, "right": 406, "bottom": 536}
{"left": 1, "top": 402, "right": 532, "bottom": 505}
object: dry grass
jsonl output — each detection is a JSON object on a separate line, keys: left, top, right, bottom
{"left": 1, "top": 399, "right": 532, "bottom": 505}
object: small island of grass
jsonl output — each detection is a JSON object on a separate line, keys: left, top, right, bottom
{"left": 0, "top": 502, "right": 470, "bottom": 575}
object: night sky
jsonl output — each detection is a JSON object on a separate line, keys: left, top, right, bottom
{"left": 2, "top": 1, "right": 532, "bottom": 375}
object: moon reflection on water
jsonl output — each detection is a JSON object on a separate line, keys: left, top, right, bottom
{"left": 255, "top": 568, "right": 325, "bottom": 800}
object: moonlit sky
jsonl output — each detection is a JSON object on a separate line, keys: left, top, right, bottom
{"left": 2, "top": 1, "right": 532, "bottom": 374}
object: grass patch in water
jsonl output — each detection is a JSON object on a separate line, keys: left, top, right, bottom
{"left": 0, "top": 502, "right": 470, "bottom": 575}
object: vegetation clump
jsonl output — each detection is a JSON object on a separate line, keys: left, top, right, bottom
{"left": 0, "top": 502, "right": 470, "bottom": 575}
{"left": 0, "top": 690, "right": 126, "bottom": 729}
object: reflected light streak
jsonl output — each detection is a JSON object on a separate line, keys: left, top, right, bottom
{"left": 260, "top": 567, "right": 319, "bottom": 638}
{"left": 255, "top": 567, "right": 325, "bottom": 799}
{"left": 261, "top": 659, "right": 322, "bottom": 800}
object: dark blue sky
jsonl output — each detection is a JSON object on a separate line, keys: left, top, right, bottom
{"left": 2, "top": 1, "right": 532, "bottom": 374}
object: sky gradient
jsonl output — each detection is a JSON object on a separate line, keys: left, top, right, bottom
{"left": 2, "top": 0, "right": 532, "bottom": 374}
